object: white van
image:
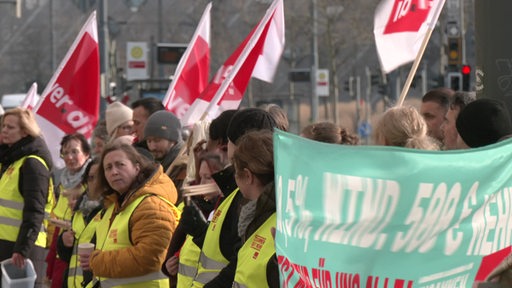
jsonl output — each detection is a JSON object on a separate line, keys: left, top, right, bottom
{"left": 1, "top": 93, "right": 40, "bottom": 111}
{"left": 1, "top": 93, "right": 26, "bottom": 111}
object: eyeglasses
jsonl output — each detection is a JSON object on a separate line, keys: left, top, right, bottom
{"left": 60, "top": 149, "right": 82, "bottom": 159}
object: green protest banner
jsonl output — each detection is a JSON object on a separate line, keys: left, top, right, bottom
{"left": 274, "top": 129, "right": 512, "bottom": 288}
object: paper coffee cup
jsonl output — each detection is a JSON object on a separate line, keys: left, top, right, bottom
{"left": 77, "top": 243, "right": 95, "bottom": 255}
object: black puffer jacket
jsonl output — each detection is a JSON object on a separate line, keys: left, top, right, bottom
{"left": 0, "top": 136, "right": 53, "bottom": 257}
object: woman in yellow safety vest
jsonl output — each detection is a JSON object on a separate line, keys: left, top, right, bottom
{"left": 46, "top": 133, "right": 91, "bottom": 288}
{"left": 56, "top": 158, "right": 103, "bottom": 288}
{"left": 186, "top": 108, "right": 277, "bottom": 288}
{"left": 231, "top": 130, "right": 279, "bottom": 288}
{"left": 80, "top": 143, "right": 179, "bottom": 288}
{"left": 164, "top": 152, "right": 226, "bottom": 288}
{"left": 0, "top": 108, "right": 54, "bottom": 288}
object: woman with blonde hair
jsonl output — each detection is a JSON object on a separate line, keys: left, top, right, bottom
{"left": 374, "top": 106, "right": 439, "bottom": 150}
{"left": 0, "top": 108, "right": 54, "bottom": 287}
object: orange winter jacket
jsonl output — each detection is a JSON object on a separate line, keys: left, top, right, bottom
{"left": 89, "top": 165, "right": 179, "bottom": 278}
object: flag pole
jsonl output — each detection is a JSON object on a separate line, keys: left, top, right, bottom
{"left": 395, "top": 29, "right": 432, "bottom": 107}
{"left": 396, "top": 0, "right": 445, "bottom": 107}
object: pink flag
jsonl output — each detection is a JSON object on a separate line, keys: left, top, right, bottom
{"left": 374, "top": 0, "right": 445, "bottom": 73}
{"left": 181, "top": 0, "right": 285, "bottom": 126}
{"left": 21, "top": 82, "right": 40, "bottom": 110}
{"left": 162, "top": 3, "right": 211, "bottom": 119}
{"left": 34, "top": 11, "right": 99, "bottom": 168}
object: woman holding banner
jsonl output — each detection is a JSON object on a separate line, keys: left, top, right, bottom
{"left": 231, "top": 130, "right": 279, "bottom": 288}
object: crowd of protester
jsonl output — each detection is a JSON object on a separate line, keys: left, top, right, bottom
{"left": 0, "top": 88, "right": 510, "bottom": 288}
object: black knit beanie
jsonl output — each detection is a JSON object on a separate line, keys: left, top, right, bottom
{"left": 210, "top": 109, "right": 238, "bottom": 143}
{"left": 456, "top": 98, "right": 512, "bottom": 148}
{"left": 227, "top": 108, "right": 277, "bottom": 144}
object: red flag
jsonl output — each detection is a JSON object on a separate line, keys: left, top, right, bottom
{"left": 374, "top": 0, "right": 445, "bottom": 73}
{"left": 34, "top": 11, "right": 99, "bottom": 168}
{"left": 162, "top": 3, "right": 211, "bottom": 119}
{"left": 181, "top": 0, "right": 285, "bottom": 126}
{"left": 21, "top": 82, "right": 40, "bottom": 110}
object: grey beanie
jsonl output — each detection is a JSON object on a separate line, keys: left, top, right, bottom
{"left": 144, "top": 110, "right": 182, "bottom": 142}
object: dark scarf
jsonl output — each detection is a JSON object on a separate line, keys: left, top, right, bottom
{"left": 160, "top": 141, "right": 184, "bottom": 171}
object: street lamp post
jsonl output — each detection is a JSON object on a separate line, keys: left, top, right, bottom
{"left": 311, "top": 0, "right": 319, "bottom": 122}
{"left": 98, "top": 0, "right": 110, "bottom": 98}
{"left": 326, "top": 5, "right": 344, "bottom": 124}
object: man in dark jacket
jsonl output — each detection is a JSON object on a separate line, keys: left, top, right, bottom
{"left": 131, "top": 97, "right": 165, "bottom": 150}
{"left": 144, "top": 110, "right": 184, "bottom": 172}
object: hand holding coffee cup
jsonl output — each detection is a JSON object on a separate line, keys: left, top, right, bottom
{"left": 78, "top": 243, "right": 95, "bottom": 271}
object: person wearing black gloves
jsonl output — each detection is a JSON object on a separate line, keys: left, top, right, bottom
{"left": 188, "top": 108, "right": 277, "bottom": 288}
{"left": 161, "top": 111, "right": 235, "bottom": 288}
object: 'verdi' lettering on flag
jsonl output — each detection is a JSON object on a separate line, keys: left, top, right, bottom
{"left": 384, "top": 0, "right": 433, "bottom": 34}
{"left": 38, "top": 82, "right": 93, "bottom": 135}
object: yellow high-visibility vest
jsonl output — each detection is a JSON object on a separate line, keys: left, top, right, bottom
{"left": 67, "top": 208, "right": 102, "bottom": 288}
{"left": 233, "top": 213, "right": 276, "bottom": 288}
{"left": 191, "top": 188, "right": 239, "bottom": 287}
{"left": 53, "top": 184, "right": 80, "bottom": 221}
{"left": 94, "top": 194, "right": 180, "bottom": 288}
{"left": 176, "top": 235, "right": 201, "bottom": 288}
{"left": 0, "top": 155, "right": 54, "bottom": 248}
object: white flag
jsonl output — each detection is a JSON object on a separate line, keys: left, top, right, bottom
{"left": 374, "top": 0, "right": 446, "bottom": 73}
{"left": 162, "top": 3, "right": 211, "bottom": 120}
{"left": 21, "top": 82, "right": 40, "bottom": 110}
{"left": 181, "top": 0, "right": 285, "bottom": 126}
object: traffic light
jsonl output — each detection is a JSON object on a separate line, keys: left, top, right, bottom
{"left": 370, "top": 74, "right": 380, "bottom": 86}
{"left": 447, "top": 72, "right": 462, "bottom": 91}
{"left": 462, "top": 65, "right": 471, "bottom": 91}
{"left": 447, "top": 38, "right": 462, "bottom": 66}
{"left": 344, "top": 76, "right": 354, "bottom": 98}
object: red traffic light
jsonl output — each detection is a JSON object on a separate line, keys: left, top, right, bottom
{"left": 462, "top": 65, "right": 471, "bottom": 75}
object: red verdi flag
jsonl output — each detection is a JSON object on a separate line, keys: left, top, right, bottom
{"left": 374, "top": 0, "right": 445, "bottom": 73}
{"left": 34, "top": 11, "right": 99, "bottom": 168}
{"left": 181, "top": 0, "right": 285, "bottom": 126}
{"left": 162, "top": 3, "right": 211, "bottom": 119}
